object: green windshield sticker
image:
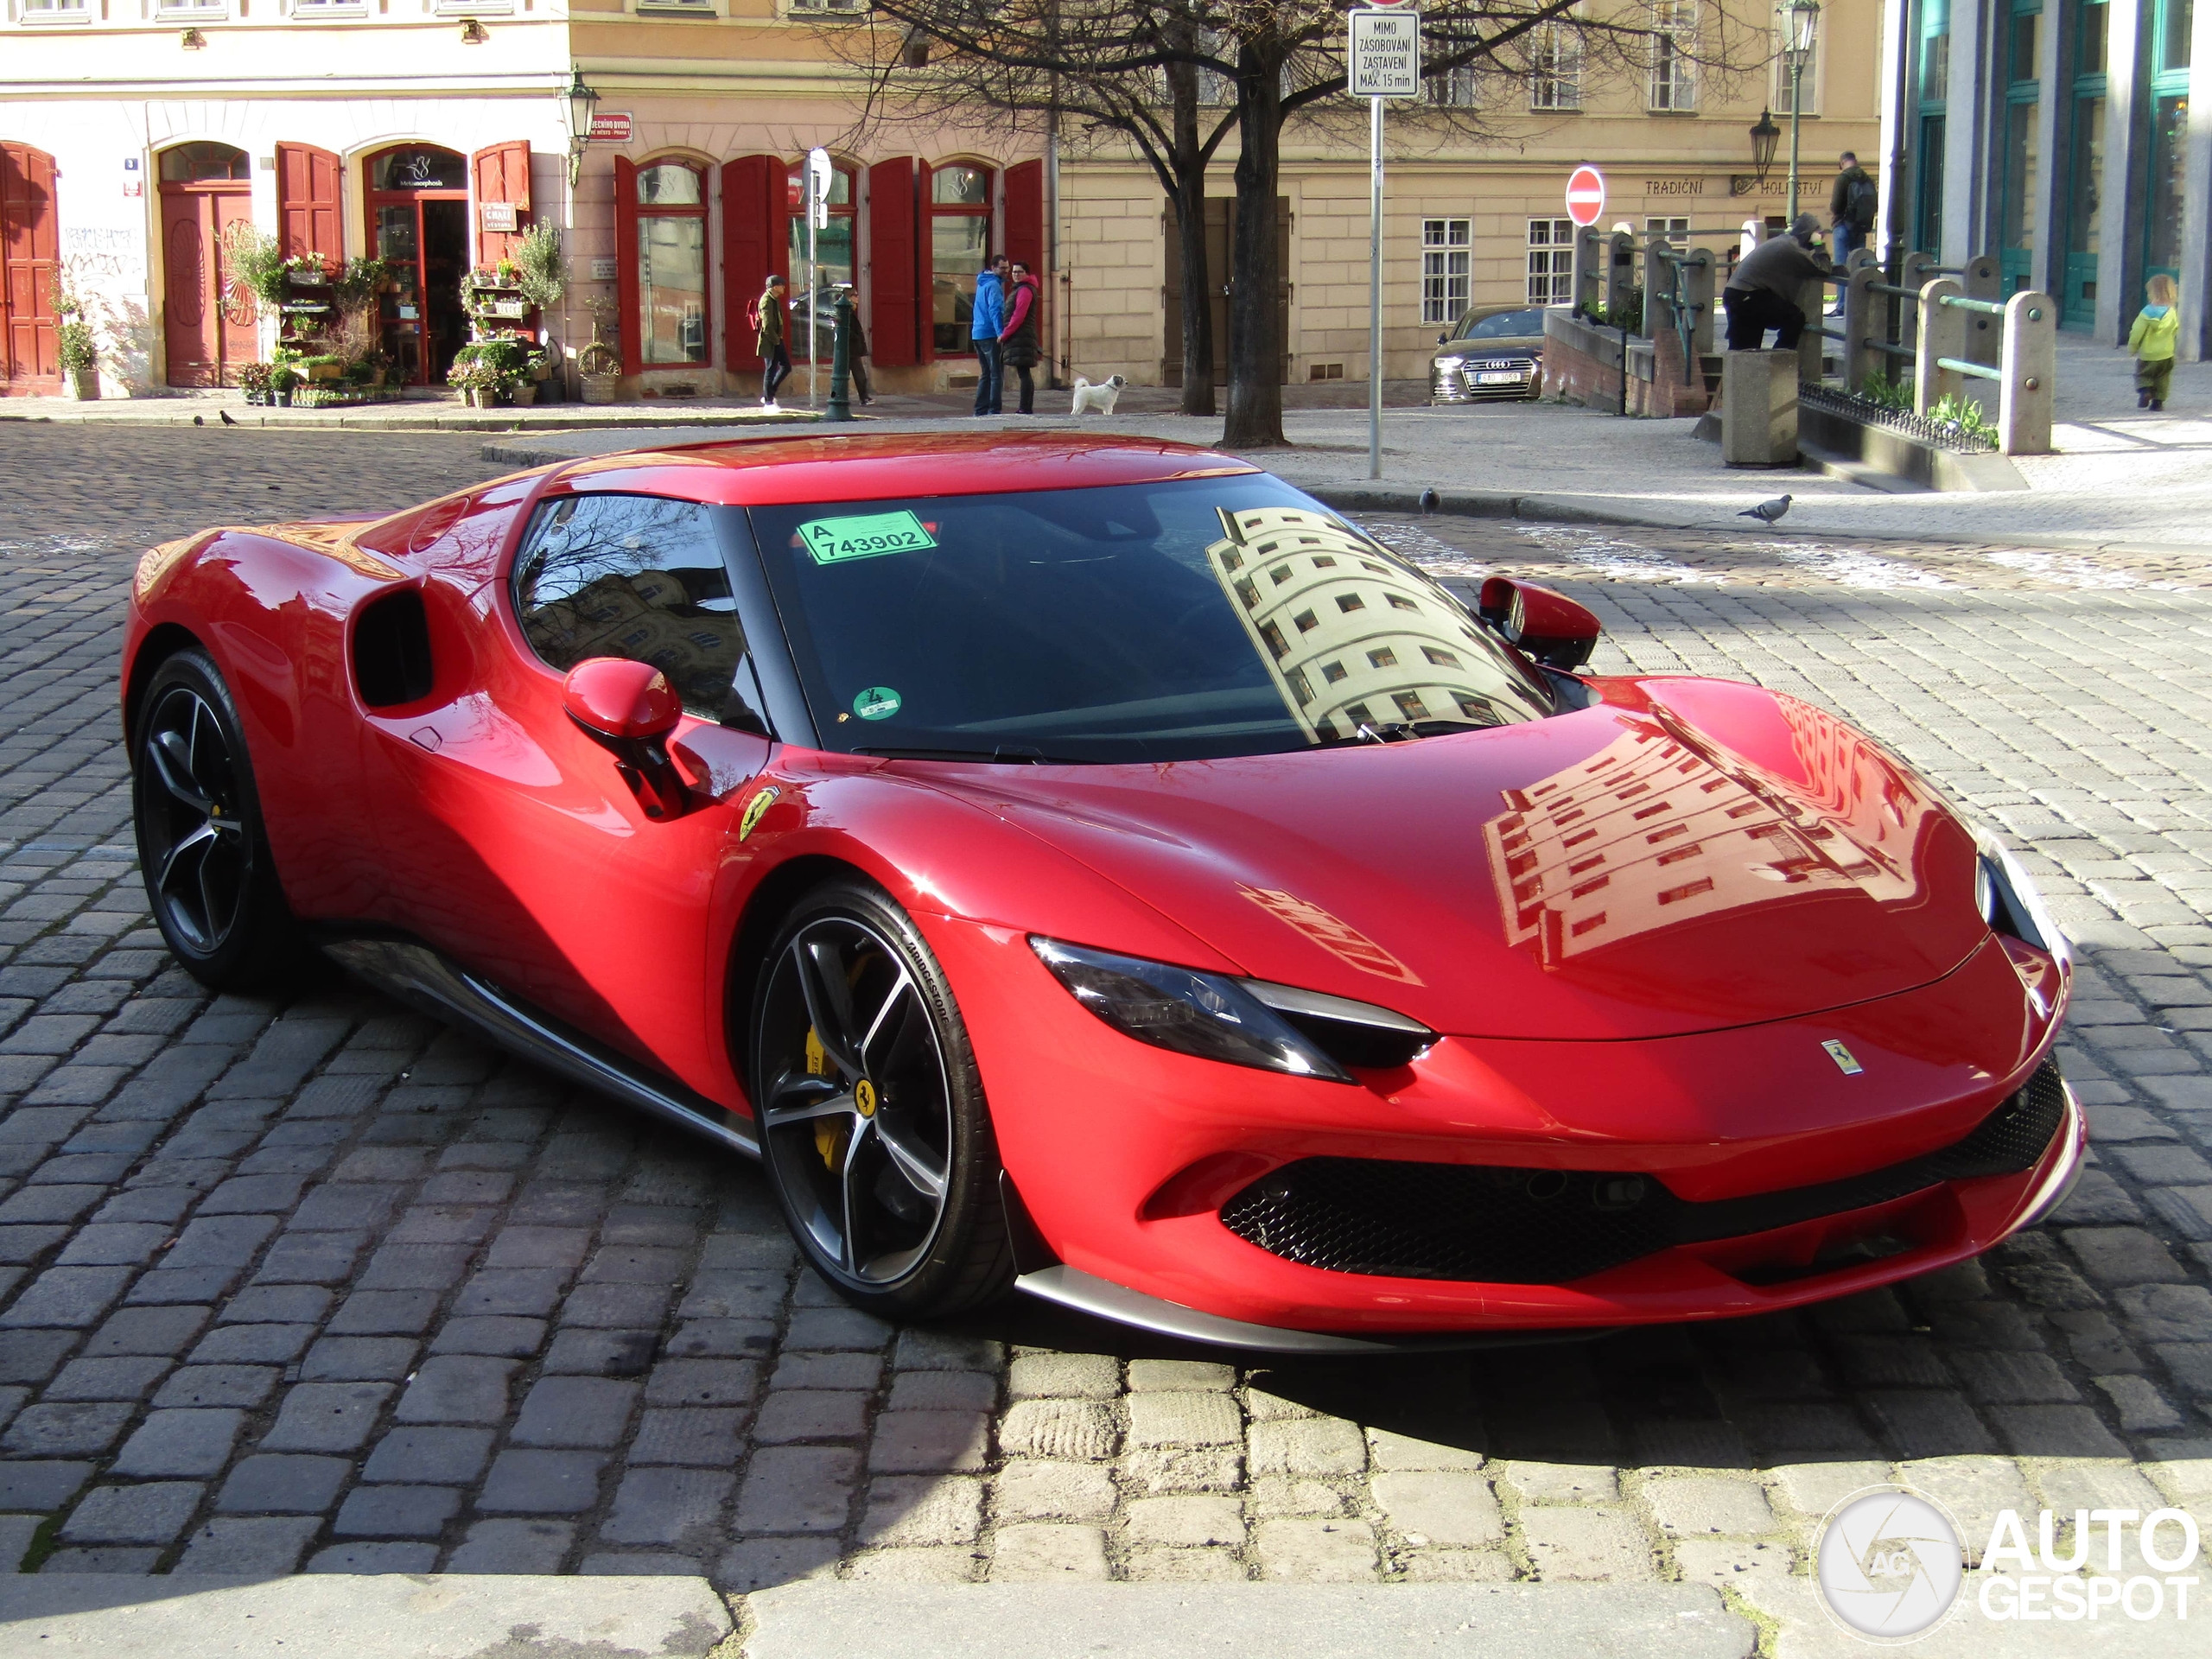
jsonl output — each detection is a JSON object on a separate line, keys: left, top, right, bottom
{"left": 798, "top": 511, "right": 937, "bottom": 566}
{"left": 853, "top": 686, "right": 903, "bottom": 721}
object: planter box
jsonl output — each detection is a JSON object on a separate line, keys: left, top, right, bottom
{"left": 1797, "top": 398, "right": 2026, "bottom": 492}
{"left": 580, "top": 372, "right": 621, "bottom": 405}
{"left": 65, "top": 368, "right": 99, "bottom": 401}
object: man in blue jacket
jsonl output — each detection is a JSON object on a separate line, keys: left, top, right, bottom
{"left": 971, "top": 257, "right": 1007, "bottom": 416}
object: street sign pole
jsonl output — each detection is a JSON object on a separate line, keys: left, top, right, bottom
{"left": 805, "top": 147, "right": 833, "bottom": 410}
{"left": 1350, "top": 3, "right": 1419, "bottom": 481}
{"left": 1370, "top": 92, "right": 1383, "bottom": 480}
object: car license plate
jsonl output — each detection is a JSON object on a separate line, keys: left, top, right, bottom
{"left": 1477, "top": 371, "right": 1526, "bottom": 385}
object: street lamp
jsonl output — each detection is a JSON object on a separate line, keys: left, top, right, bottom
{"left": 1748, "top": 108, "right": 1781, "bottom": 187}
{"left": 563, "top": 67, "right": 600, "bottom": 188}
{"left": 1780, "top": 0, "right": 1820, "bottom": 222}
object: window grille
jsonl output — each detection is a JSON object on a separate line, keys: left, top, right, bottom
{"left": 1527, "top": 217, "right": 1576, "bottom": 306}
{"left": 1422, "top": 219, "right": 1471, "bottom": 326}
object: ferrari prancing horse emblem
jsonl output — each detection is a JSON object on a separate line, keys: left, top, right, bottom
{"left": 739, "top": 785, "right": 779, "bottom": 842}
{"left": 1822, "top": 1039, "right": 1865, "bottom": 1076}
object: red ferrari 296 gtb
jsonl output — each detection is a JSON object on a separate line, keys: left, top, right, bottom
{"left": 121, "top": 432, "right": 2082, "bottom": 1351}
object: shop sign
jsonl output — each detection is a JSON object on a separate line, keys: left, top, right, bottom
{"left": 124, "top": 156, "right": 142, "bottom": 198}
{"left": 590, "top": 257, "right": 617, "bottom": 281}
{"left": 480, "top": 202, "right": 518, "bottom": 232}
{"left": 588, "top": 111, "right": 632, "bottom": 143}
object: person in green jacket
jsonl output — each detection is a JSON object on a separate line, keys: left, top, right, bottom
{"left": 2130, "top": 273, "right": 2179, "bottom": 411}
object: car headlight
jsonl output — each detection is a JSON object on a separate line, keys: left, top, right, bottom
{"left": 1030, "top": 938, "right": 1436, "bottom": 1080}
{"left": 1975, "top": 830, "right": 2069, "bottom": 966}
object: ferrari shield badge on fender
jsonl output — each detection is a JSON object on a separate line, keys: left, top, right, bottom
{"left": 738, "top": 785, "right": 779, "bottom": 842}
{"left": 1822, "top": 1039, "right": 1865, "bottom": 1076}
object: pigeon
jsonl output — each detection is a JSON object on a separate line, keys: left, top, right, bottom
{"left": 192, "top": 415, "right": 204, "bottom": 426}
{"left": 1738, "top": 494, "right": 1792, "bottom": 524}
{"left": 219, "top": 410, "right": 238, "bottom": 426}
{"left": 1420, "top": 486, "right": 1440, "bottom": 512}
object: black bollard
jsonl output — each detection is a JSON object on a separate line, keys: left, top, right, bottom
{"left": 824, "top": 290, "right": 855, "bottom": 423}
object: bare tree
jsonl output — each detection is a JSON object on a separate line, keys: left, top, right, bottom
{"left": 834, "top": 1, "right": 1765, "bottom": 445}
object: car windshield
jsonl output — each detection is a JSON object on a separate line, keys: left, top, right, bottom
{"left": 1454, "top": 308, "right": 1546, "bottom": 341}
{"left": 742, "top": 476, "right": 1554, "bottom": 764}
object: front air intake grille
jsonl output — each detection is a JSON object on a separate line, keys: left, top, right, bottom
{"left": 1219, "top": 1058, "right": 2068, "bottom": 1284}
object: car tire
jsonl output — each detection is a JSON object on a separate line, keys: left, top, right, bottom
{"left": 749, "top": 878, "right": 1014, "bottom": 1319}
{"left": 130, "top": 647, "right": 305, "bottom": 990}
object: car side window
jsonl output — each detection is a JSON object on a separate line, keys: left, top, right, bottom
{"left": 512, "top": 493, "right": 750, "bottom": 721}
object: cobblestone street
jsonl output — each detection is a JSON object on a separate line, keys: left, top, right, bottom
{"left": 0, "top": 428, "right": 2206, "bottom": 1617}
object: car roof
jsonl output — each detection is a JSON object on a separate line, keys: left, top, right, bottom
{"left": 547, "top": 430, "right": 1262, "bottom": 507}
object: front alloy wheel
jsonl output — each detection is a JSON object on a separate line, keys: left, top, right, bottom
{"left": 131, "top": 649, "right": 302, "bottom": 988}
{"left": 751, "top": 881, "right": 1011, "bottom": 1317}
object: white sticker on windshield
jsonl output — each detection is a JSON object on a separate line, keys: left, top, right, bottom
{"left": 798, "top": 511, "right": 937, "bottom": 566}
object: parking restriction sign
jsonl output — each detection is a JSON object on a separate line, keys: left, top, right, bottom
{"left": 1349, "top": 10, "right": 1421, "bottom": 97}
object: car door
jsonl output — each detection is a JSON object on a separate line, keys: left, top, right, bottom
{"left": 359, "top": 486, "right": 773, "bottom": 1108}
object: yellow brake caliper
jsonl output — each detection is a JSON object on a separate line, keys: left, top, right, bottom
{"left": 806, "top": 1027, "right": 843, "bottom": 1169}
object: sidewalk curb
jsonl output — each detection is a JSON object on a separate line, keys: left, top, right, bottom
{"left": 474, "top": 435, "right": 2195, "bottom": 563}
{"left": 0, "top": 408, "right": 820, "bottom": 434}
{"left": 0, "top": 1572, "right": 732, "bottom": 1656}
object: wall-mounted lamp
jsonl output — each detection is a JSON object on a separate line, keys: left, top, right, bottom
{"left": 180, "top": 27, "right": 207, "bottom": 48}
{"left": 563, "top": 66, "right": 601, "bottom": 187}
{"left": 1748, "top": 108, "right": 1780, "bottom": 186}
{"left": 459, "top": 17, "right": 488, "bottom": 43}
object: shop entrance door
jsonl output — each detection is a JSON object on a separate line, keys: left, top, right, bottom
{"left": 2, "top": 142, "right": 61, "bottom": 397}
{"left": 160, "top": 143, "right": 257, "bottom": 388}
{"left": 365, "top": 146, "right": 471, "bottom": 388}
{"left": 1161, "top": 198, "right": 1292, "bottom": 387}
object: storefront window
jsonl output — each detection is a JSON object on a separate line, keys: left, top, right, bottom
{"left": 2146, "top": 95, "right": 2187, "bottom": 274}
{"left": 1920, "top": 0, "right": 1951, "bottom": 100}
{"left": 930, "top": 163, "right": 991, "bottom": 358}
{"left": 372, "top": 148, "right": 468, "bottom": 192}
{"left": 788, "top": 162, "right": 856, "bottom": 353}
{"left": 2164, "top": 0, "right": 2193, "bottom": 66}
{"left": 637, "top": 162, "right": 708, "bottom": 365}
{"left": 160, "top": 143, "right": 250, "bottom": 183}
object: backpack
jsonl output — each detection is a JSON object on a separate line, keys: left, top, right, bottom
{"left": 1846, "top": 174, "right": 1878, "bottom": 232}
{"left": 746, "top": 295, "right": 764, "bottom": 334}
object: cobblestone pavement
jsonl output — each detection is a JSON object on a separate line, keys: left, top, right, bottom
{"left": 0, "top": 429, "right": 2206, "bottom": 1607}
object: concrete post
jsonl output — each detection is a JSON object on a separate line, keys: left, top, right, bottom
{"left": 1796, "top": 276, "right": 1826, "bottom": 387}
{"left": 1843, "top": 263, "right": 1881, "bottom": 391}
{"left": 1683, "top": 249, "right": 1716, "bottom": 358}
{"left": 1999, "top": 289, "right": 2056, "bottom": 455}
{"left": 1722, "top": 350, "right": 1799, "bottom": 466}
{"left": 1643, "top": 236, "right": 1671, "bottom": 341}
{"left": 1915, "top": 276, "right": 1966, "bottom": 416}
{"left": 1606, "top": 231, "right": 1636, "bottom": 321}
{"left": 1572, "top": 224, "right": 1605, "bottom": 317}
{"left": 1897, "top": 250, "right": 1936, "bottom": 359}
{"left": 1962, "top": 253, "right": 2003, "bottom": 367}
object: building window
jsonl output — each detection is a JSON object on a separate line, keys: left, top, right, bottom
{"left": 1645, "top": 216, "right": 1690, "bottom": 247}
{"left": 1528, "top": 25, "right": 1583, "bottom": 110}
{"left": 930, "top": 162, "right": 991, "bottom": 358}
{"left": 160, "top": 143, "right": 251, "bottom": 182}
{"left": 20, "top": 0, "right": 92, "bottom": 16}
{"left": 1426, "top": 65, "right": 1478, "bottom": 107}
{"left": 1649, "top": 1, "right": 1699, "bottom": 111}
{"left": 789, "top": 159, "right": 857, "bottom": 351}
{"left": 1527, "top": 218, "right": 1575, "bottom": 306}
{"left": 1921, "top": 0, "right": 1952, "bottom": 100}
{"left": 636, "top": 161, "right": 709, "bottom": 366}
{"left": 790, "top": 0, "right": 867, "bottom": 11}
{"left": 1421, "top": 219, "right": 1471, "bottom": 326}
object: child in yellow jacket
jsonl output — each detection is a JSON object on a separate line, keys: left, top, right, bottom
{"left": 2130, "top": 273, "right": 2179, "bottom": 411}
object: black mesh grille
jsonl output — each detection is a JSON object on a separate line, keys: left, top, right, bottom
{"left": 1219, "top": 1058, "right": 2068, "bottom": 1284}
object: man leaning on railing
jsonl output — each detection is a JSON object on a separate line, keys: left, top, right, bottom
{"left": 1721, "top": 214, "right": 1833, "bottom": 352}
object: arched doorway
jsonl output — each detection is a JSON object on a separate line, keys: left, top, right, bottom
{"left": 364, "top": 144, "right": 469, "bottom": 386}
{"left": 159, "top": 142, "right": 256, "bottom": 388}
{"left": 2, "top": 142, "right": 61, "bottom": 396}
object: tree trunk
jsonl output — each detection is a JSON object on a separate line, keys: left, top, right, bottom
{"left": 1164, "top": 42, "right": 1214, "bottom": 416}
{"left": 1224, "top": 44, "right": 1285, "bottom": 448}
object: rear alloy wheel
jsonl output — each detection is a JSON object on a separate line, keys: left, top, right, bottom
{"left": 131, "top": 649, "right": 302, "bottom": 989}
{"left": 751, "top": 880, "right": 1011, "bottom": 1318}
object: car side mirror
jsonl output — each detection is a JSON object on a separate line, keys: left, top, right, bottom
{"left": 1476, "top": 577, "right": 1601, "bottom": 673}
{"left": 563, "top": 658, "right": 691, "bottom": 820}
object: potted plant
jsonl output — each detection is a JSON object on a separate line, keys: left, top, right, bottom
{"left": 220, "top": 222, "right": 289, "bottom": 316}
{"left": 55, "top": 296, "right": 99, "bottom": 400}
{"left": 447, "top": 355, "right": 504, "bottom": 409}
{"left": 270, "top": 365, "right": 301, "bottom": 408}
{"left": 578, "top": 295, "right": 621, "bottom": 404}
{"left": 514, "top": 222, "right": 565, "bottom": 312}
{"left": 235, "top": 362, "right": 274, "bottom": 405}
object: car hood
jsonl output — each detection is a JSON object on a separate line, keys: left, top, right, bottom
{"left": 909, "top": 678, "right": 1987, "bottom": 1040}
{"left": 1432, "top": 337, "right": 1542, "bottom": 364}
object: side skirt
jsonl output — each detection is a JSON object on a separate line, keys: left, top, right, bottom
{"left": 321, "top": 937, "right": 759, "bottom": 1160}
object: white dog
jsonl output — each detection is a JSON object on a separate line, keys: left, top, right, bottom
{"left": 1069, "top": 374, "right": 1128, "bottom": 416}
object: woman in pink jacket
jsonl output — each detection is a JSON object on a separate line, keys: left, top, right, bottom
{"left": 999, "top": 263, "right": 1042, "bottom": 415}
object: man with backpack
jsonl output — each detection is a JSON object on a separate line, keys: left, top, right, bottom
{"left": 1829, "top": 153, "right": 1878, "bottom": 265}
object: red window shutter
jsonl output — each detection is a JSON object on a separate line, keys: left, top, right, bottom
{"left": 722, "top": 156, "right": 774, "bottom": 372}
{"left": 1005, "top": 159, "right": 1045, "bottom": 276}
{"left": 915, "top": 161, "right": 937, "bottom": 364}
{"left": 471, "top": 142, "right": 533, "bottom": 268}
{"left": 614, "top": 156, "right": 640, "bottom": 377}
{"left": 275, "top": 143, "right": 340, "bottom": 264}
{"left": 867, "top": 157, "right": 918, "bottom": 368}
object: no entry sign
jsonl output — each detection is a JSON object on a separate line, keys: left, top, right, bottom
{"left": 1565, "top": 164, "right": 1606, "bottom": 226}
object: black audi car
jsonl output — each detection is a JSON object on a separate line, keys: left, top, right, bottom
{"left": 1429, "top": 304, "right": 1552, "bottom": 404}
